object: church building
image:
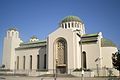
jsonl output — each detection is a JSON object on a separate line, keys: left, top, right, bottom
{"left": 2, "top": 16, "right": 118, "bottom": 76}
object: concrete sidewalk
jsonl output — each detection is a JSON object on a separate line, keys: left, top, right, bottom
{"left": 0, "top": 76, "right": 120, "bottom": 80}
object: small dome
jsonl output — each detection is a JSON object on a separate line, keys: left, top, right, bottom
{"left": 8, "top": 28, "right": 17, "bottom": 31}
{"left": 30, "top": 35, "right": 38, "bottom": 39}
{"left": 61, "top": 16, "right": 82, "bottom": 23}
{"left": 30, "top": 35, "right": 39, "bottom": 42}
{"left": 20, "top": 39, "right": 23, "bottom": 43}
{"left": 101, "top": 38, "right": 116, "bottom": 47}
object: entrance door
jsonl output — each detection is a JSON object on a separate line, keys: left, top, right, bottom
{"left": 56, "top": 66, "right": 66, "bottom": 74}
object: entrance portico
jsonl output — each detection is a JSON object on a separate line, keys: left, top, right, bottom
{"left": 54, "top": 37, "right": 67, "bottom": 74}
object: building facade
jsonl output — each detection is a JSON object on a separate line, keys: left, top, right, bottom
{"left": 2, "top": 16, "right": 118, "bottom": 76}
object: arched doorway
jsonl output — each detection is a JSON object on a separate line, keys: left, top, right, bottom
{"left": 54, "top": 38, "right": 67, "bottom": 74}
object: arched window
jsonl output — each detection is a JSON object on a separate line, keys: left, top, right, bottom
{"left": 77, "top": 23, "right": 79, "bottom": 28}
{"left": 44, "top": 54, "right": 46, "bottom": 69}
{"left": 82, "top": 51, "right": 87, "bottom": 68}
{"left": 72, "top": 22, "right": 74, "bottom": 27}
{"left": 16, "top": 32, "right": 18, "bottom": 38}
{"left": 30, "top": 55, "right": 32, "bottom": 70}
{"left": 65, "top": 23, "right": 67, "bottom": 28}
{"left": 68, "top": 23, "right": 70, "bottom": 28}
{"left": 57, "top": 39, "right": 67, "bottom": 65}
{"left": 12, "top": 31, "right": 14, "bottom": 36}
{"left": 75, "top": 23, "right": 78, "bottom": 28}
{"left": 17, "top": 56, "right": 19, "bottom": 70}
{"left": 54, "top": 38, "right": 67, "bottom": 73}
{"left": 37, "top": 55, "right": 39, "bottom": 69}
{"left": 23, "top": 56, "right": 25, "bottom": 70}
{"left": 62, "top": 24, "right": 64, "bottom": 28}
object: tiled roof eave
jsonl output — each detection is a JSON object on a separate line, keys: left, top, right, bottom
{"left": 82, "top": 33, "right": 99, "bottom": 38}
{"left": 16, "top": 43, "right": 47, "bottom": 50}
{"left": 79, "top": 40, "right": 98, "bottom": 44}
{"left": 20, "top": 40, "right": 47, "bottom": 46}
{"left": 101, "top": 46, "right": 116, "bottom": 47}
{"left": 16, "top": 44, "right": 46, "bottom": 50}
{"left": 82, "top": 35, "right": 98, "bottom": 38}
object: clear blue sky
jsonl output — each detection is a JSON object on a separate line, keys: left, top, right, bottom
{"left": 0, "top": 0, "right": 120, "bottom": 64}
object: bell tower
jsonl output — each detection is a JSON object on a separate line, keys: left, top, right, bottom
{"left": 2, "top": 28, "right": 21, "bottom": 70}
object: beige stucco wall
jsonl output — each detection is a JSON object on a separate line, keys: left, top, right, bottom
{"left": 48, "top": 27, "right": 106, "bottom": 74}
{"left": 15, "top": 48, "right": 39, "bottom": 70}
{"left": 101, "top": 47, "right": 117, "bottom": 68}
{"left": 48, "top": 28, "right": 81, "bottom": 74}
{"left": 82, "top": 42, "right": 101, "bottom": 69}
{"left": 15, "top": 46, "right": 47, "bottom": 70}
{"left": 2, "top": 30, "right": 21, "bottom": 70}
{"left": 101, "top": 47, "right": 119, "bottom": 76}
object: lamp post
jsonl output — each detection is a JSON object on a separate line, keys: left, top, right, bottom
{"left": 96, "top": 63, "right": 99, "bottom": 77}
{"left": 53, "top": 59, "right": 57, "bottom": 80}
{"left": 54, "top": 60, "right": 58, "bottom": 80}
{"left": 53, "top": 47, "right": 58, "bottom": 80}
{"left": 55, "top": 59, "right": 58, "bottom": 80}
{"left": 53, "top": 48, "right": 56, "bottom": 80}
{"left": 95, "top": 57, "right": 103, "bottom": 77}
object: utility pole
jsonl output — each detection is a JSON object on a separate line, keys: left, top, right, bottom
{"left": 96, "top": 64, "right": 99, "bottom": 77}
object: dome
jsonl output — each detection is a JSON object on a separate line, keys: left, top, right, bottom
{"left": 101, "top": 38, "right": 116, "bottom": 47}
{"left": 30, "top": 35, "right": 38, "bottom": 39}
{"left": 8, "top": 28, "right": 17, "bottom": 31}
{"left": 61, "top": 16, "right": 83, "bottom": 23}
{"left": 29, "top": 35, "right": 39, "bottom": 42}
